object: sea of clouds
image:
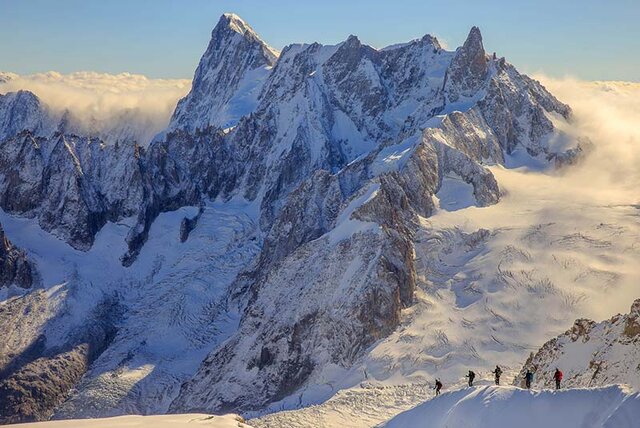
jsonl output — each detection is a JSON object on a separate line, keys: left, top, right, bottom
{"left": 0, "top": 71, "right": 190, "bottom": 145}
{"left": 535, "top": 76, "right": 640, "bottom": 204}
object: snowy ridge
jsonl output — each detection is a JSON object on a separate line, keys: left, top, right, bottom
{"left": 383, "top": 385, "right": 640, "bottom": 428}
{"left": 13, "top": 414, "right": 250, "bottom": 428}
{"left": 515, "top": 299, "right": 640, "bottom": 391}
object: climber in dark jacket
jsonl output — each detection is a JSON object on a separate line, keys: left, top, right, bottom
{"left": 434, "top": 379, "right": 443, "bottom": 396}
{"left": 465, "top": 370, "right": 476, "bottom": 387}
{"left": 525, "top": 369, "right": 534, "bottom": 389}
{"left": 492, "top": 365, "right": 503, "bottom": 385}
{"left": 554, "top": 368, "right": 563, "bottom": 390}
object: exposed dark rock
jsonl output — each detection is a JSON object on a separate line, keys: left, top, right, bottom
{"left": 0, "top": 297, "right": 121, "bottom": 424}
{"left": 180, "top": 206, "right": 204, "bottom": 243}
{"left": 0, "top": 223, "right": 34, "bottom": 289}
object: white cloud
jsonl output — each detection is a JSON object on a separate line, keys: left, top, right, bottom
{"left": 533, "top": 76, "right": 640, "bottom": 205}
{"left": 0, "top": 71, "right": 191, "bottom": 144}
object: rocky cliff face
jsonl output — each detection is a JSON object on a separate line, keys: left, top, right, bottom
{"left": 0, "top": 223, "right": 34, "bottom": 289}
{"left": 0, "top": 294, "right": 120, "bottom": 424}
{"left": 0, "top": 131, "right": 145, "bottom": 250}
{"left": 514, "top": 299, "right": 640, "bottom": 390}
{"left": 0, "top": 14, "right": 584, "bottom": 422}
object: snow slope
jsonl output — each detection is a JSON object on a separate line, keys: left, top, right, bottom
{"left": 0, "top": 200, "right": 261, "bottom": 420}
{"left": 383, "top": 385, "right": 640, "bottom": 428}
{"left": 12, "top": 414, "right": 249, "bottom": 428}
{"left": 515, "top": 299, "right": 640, "bottom": 391}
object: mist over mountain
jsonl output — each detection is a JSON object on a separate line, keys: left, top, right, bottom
{"left": 0, "top": 71, "right": 190, "bottom": 145}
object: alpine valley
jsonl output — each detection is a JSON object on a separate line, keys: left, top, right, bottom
{"left": 0, "top": 13, "right": 638, "bottom": 428}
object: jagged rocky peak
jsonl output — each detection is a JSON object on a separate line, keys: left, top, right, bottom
{"left": 460, "top": 26, "right": 487, "bottom": 73}
{"left": 219, "top": 13, "right": 268, "bottom": 44}
{"left": 169, "top": 13, "right": 279, "bottom": 132}
{"left": 444, "top": 26, "right": 489, "bottom": 103}
{"left": 420, "top": 33, "right": 442, "bottom": 50}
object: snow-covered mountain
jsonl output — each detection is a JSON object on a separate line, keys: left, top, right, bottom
{"left": 515, "top": 299, "right": 640, "bottom": 390}
{"left": 169, "top": 13, "right": 279, "bottom": 132}
{"left": 0, "top": 12, "right": 637, "bottom": 426}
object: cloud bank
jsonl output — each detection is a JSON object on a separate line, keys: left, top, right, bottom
{"left": 0, "top": 71, "right": 190, "bottom": 144}
{"left": 534, "top": 76, "right": 640, "bottom": 204}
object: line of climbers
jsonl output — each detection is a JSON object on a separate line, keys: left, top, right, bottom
{"left": 433, "top": 366, "right": 563, "bottom": 396}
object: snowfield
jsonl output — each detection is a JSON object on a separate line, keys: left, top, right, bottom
{"left": 11, "top": 386, "right": 640, "bottom": 428}
{"left": 384, "top": 385, "right": 640, "bottom": 428}
{"left": 12, "top": 414, "right": 249, "bottom": 428}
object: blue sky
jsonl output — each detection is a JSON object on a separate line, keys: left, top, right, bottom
{"left": 1, "top": 0, "right": 638, "bottom": 81}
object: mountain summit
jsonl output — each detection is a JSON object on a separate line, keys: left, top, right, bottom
{"left": 169, "top": 13, "right": 279, "bottom": 132}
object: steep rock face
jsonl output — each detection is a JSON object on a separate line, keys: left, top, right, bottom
{"left": 0, "top": 223, "right": 34, "bottom": 289}
{"left": 0, "top": 131, "right": 145, "bottom": 250}
{"left": 0, "top": 297, "right": 119, "bottom": 424}
{"left": 170, "top": 186, "right": 416, "bottom": 413}
{"left": 122, "top": 127, "right": 240, "bottom": 264}
{"left": 169, "top": 13, "right": 278, "bottom": 132}
{"left": 477, "top": 62, "right": 571, "bottom": 156}
{"left": 514, "top": 299, "right": 640, "bottom": 390}
{"left": 443, "top": 26, "right": 488, "bottom": 104}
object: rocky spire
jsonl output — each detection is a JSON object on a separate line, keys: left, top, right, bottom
{"left": 442, "top": 26, "right": 489, "bottom": 103}
{"left": 169, "top": 13, "right": 279, "bottom": 132}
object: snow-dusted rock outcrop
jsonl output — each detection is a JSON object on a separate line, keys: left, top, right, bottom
{"left": 515, "top": 299, "right": 640, "bottom": 390}
{"left": 0, "top": 292, "right": 120, "bottom": 424}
